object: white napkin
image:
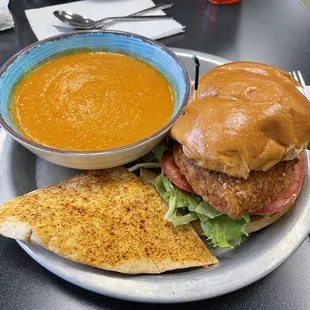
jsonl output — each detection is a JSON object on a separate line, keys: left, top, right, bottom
{"left": 0, "top": 0, "right": 14, "bottom": 30}
{"left": 25, "top": 0, "right": 185, "bottom": 41}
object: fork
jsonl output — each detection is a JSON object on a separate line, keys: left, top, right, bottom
{"left": 289, "top": 70, "right": 309, "bottom": 99}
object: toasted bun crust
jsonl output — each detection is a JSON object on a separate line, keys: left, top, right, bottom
{"left": 245, "top": 202, "right": 293, "bottom": 233}
{"left": 171, "top": 62, "right": 310, "bottom": 178}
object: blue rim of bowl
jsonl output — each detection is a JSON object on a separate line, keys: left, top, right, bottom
{"left": 0, "top": 30, "right": 191, "bottom": 155}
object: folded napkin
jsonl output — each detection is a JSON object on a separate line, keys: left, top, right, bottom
{"left": 25, "top": 0, "right": 185, "bottom": 41}
{"left": 0, "top": 0, "right": 14, "bottom": 30}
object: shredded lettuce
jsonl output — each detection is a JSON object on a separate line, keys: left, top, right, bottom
{"left": 154, "top": 173, "right": 250, "bottom": 248}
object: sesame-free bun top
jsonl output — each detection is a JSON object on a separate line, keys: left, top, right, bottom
{"left": 171, "top": 62, "right": 310, "bottom": 179}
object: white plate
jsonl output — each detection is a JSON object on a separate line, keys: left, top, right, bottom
{"left": 0, "top": 49, "right": 310, "bottom": 303}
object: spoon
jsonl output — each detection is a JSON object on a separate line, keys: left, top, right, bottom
{"left": 53, "top": 13, "right": 172, "bottom": 30}
{"left": 53, "top": 3, "right": 174, "bottom": 30}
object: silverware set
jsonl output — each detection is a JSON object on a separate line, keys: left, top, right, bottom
{"left": 53, "top": 2, "right": 174, "bottom": 32}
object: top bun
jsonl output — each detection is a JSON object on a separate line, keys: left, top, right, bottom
{"left": 171, "top": 62, "right": 310, "bottom": 179}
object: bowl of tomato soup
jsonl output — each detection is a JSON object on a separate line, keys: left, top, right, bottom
{"left": 0, "top": 31, "right": 190, "bottom": 169}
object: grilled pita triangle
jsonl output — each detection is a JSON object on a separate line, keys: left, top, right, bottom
{"left": 0, "top": 167, "right": 217, "bottom": 274}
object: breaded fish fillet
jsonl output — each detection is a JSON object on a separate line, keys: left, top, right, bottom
{"left": 173, "top": 144, "right": 299, "bottom": 219}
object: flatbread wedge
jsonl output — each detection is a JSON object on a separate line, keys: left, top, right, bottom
{"left": 0, "top": 167, "right": 217, "bottom": 274}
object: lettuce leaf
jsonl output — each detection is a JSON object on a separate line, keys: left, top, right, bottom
{"left": 171, "top": 212, "right": 198, "bottom": 226}
{"left": 154, "top": 173, "right": 250, "bottom": 248}
{"left": 200, "top": 215, "right": 249, "bottom": 248}
{"left": 127, "top": 142, "right": 168, "bottom": 172}
{"left": 152, "top": 142, "right": 168, "bottom": 162}
{"left": 154, "top": 174, "right": 201, "bottom": 222}
{"left": 195, "top": 201, "right": 221, "bottom": 218}
{"left": 139, "top": 142, "right": 168, "bottom": 164}
{"left": 131, "top": 142, "right": 250, "bottom": 248}
{"left": 154, "top": 173, "right": 174, "bottom": 198}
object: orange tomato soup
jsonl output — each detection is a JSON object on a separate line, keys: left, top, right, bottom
{"left": 11, "top": 52, "right": 173, "bottom": 151}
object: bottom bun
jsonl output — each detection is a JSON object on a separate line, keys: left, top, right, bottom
{"left": 190, "top": 202, "right": 294, "bottom": 236}
{"left": 245, "top": 202, "right": 294, "bottom": 233}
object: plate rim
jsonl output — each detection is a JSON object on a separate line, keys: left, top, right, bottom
{"left": 1, "top": 48, "right": 310, "bottom": 303}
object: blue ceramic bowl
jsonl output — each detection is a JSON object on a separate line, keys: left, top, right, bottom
{"left": 0, "top": 31, "right": 190, "bottom": 169}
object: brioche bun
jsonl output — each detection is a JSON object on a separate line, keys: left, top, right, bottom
{"left": 171, "top": 62, "right": 310, "bottom": 179}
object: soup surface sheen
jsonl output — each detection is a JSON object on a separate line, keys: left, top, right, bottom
{"left": 11, "top": 52, "right": 174, "bottom": 151}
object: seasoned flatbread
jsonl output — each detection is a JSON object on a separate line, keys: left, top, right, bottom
{"left": 0, "top": 167, "right": 217, "bottom": 274}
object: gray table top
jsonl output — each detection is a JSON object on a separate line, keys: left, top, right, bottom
{"left": 1, "top": 0, "right": 310, "bottom": 309}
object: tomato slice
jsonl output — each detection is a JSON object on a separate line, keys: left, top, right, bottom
{"left": 252, "top": 153, "right": 305, "bottom": 215}
{"left": 161, "top": 150, "right": 196, "bottom": 194}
